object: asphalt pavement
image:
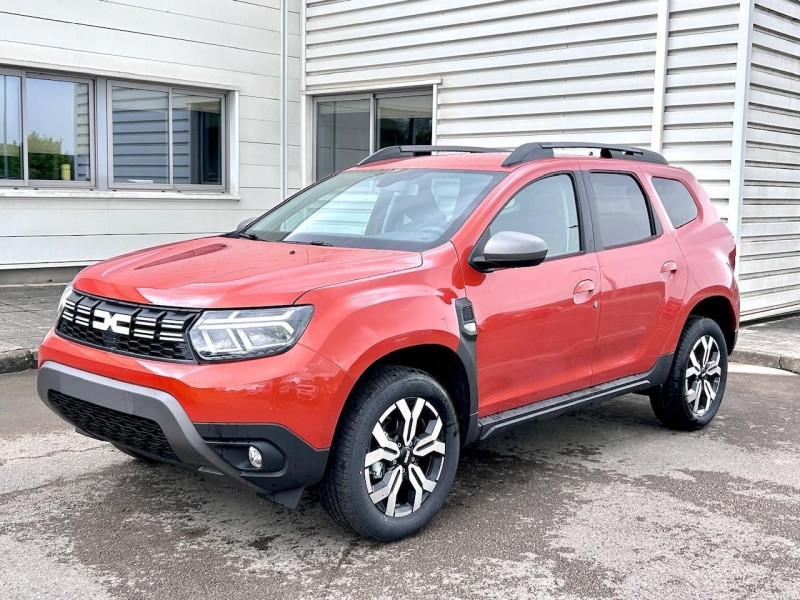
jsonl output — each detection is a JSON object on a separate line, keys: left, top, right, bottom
{"left": 1, "top": 364, "right": 799, "bottom": 600}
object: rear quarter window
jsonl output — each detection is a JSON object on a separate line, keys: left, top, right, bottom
{"left": 651, "top": 177, "right": 698, "bottom": 229}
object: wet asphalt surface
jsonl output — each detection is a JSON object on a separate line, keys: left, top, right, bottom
{"left": 1, "top": 364, "right": 799, "bottom": 600}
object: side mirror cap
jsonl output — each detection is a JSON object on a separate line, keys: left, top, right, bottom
{"left": 472, "top": 231, "right": 549, "bottom": 271}
{"left": 237, "top": 216, "right": 258, "bottom": 230}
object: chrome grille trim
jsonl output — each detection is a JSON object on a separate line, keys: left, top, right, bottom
{"left": 55, "top": 290, "right": 200, "bottom": 363}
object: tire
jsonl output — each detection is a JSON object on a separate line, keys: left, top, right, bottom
{"left": 319, "top": 366, "right": 460, "bottom": 542}
{"left": 650, "top": 316, "right": 728, "bottom": 431}
{"left": 113, "top": 444, "right": 159, "bottom": 464}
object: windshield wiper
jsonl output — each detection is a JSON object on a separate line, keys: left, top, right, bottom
{"left": 238, "top": 232, "right": 264, "bottom": 241}
{"left": 280, "top": 239, "right": 334, "bottom": 247}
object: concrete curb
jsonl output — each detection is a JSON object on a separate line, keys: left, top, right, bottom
{"left": 731, "top": 349, "right": 800, "bottom": 375}
{"left": 0, "top": 349, "right": 38, "bottom": 375}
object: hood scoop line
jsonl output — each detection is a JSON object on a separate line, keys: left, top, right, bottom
{"left": 135, "top": 243, "right": 229, "bottom": 270}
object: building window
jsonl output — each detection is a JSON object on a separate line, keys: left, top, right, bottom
{"left": 314, "top": 89, "right": 433, "bottom": 180}
{"left": 376, "top": 93, "right": 432, "bottom": 149}
{"left": 1, "top": 69, "right": 94, "bottom": 186}
{"left": 109, "top": 82, "right": 225, "bottom": 189}
{"left": 315, "top": 99, "right": 370, "bottom": 180}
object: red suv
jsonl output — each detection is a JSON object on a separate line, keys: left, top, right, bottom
{"left": 37, "top": 143, "right": 739, "bottom": 541}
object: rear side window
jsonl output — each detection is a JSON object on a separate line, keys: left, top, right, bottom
{"left": 651, "top": 177, "right": 698, "bottom": 228}
{"left": 589, "top": 172, "right": 654, "bottom": 248}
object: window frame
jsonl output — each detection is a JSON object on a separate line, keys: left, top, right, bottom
{"left": 649, "top": 175, "right": 699, "bottom": 230}
{"left": 312, "top": 88, "right": 434, "bottom": 181}
{"left": 107, "top": 79, "right": 227, "bottom": 191}
{"left": 473, "top": 171, "right": 589, "bottom": 265}
{"left": 582, "top": 169, "right": 663, "bottom": 251}
{"left": 0, "top": 67, "right": 96, "bottom": 188}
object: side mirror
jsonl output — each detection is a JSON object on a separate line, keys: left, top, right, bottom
{"left": 472, "top": 231, "right": 548, "bottom": 270}
{"left": 237, "top": 216, "right": 258, "bottom": 230}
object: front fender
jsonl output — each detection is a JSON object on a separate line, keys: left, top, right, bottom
{"left": 297, "top": 280, "right": 464, "bottom": 380}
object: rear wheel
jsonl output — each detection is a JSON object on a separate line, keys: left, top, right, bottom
{"left": 650, "top": 316, "right": 728, "bottom": 430}
{"left": 319, "top": 366, "right": 460, "bottom": 542}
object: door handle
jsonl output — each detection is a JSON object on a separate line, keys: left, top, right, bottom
{"left": 661, "top": 261, "right": 678, "bottom": 278}
{"left": 573, "top": 279, "right": 595, "bottom": 304}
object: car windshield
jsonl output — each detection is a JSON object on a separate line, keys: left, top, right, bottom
{"left": 240, "top": 169, "right": 506, "bottom": 251}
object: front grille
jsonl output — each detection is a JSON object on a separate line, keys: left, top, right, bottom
{"left": 48, "top": 390, "right": 179, "bottom": 463}
{"left": 56, "top": 290, "right": 198, "bottom": 362}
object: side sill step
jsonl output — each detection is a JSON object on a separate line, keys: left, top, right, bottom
{"left": 477, "top": 353, "right": 674, "bottom": 440}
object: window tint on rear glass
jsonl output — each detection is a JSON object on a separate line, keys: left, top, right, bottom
{"left": 651, "top": 177, "right": 698, "bottom": 229}
{"left": 589, "top": 172, "right": 654, "bottom": 248}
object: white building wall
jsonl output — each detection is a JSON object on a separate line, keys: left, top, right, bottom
{"left": 0, "top": 0, "right": 302, "bottom": 276}
{"left": 305, "top": 0, "right": 800, "bottom": 320}
{"left": 739, "top": 0, "right": 800, "bottom": 319}
{"left": 305, "top": 0, "right": 739, "bottom": 220}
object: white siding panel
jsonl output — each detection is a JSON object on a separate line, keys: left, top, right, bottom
{"left": 740, "top": 0, "right": 800, "bottom": 319}
{"left": 307, "top": 0, "right": 660, "bottom": 149}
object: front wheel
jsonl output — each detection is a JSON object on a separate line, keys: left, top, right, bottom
{"left": 650, "top": 316, "right": 728, "bottom": 430}
{"left": 319, "top": 366, "right": 460, "bottom": 542}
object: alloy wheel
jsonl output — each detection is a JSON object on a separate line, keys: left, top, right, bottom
{"left": 684, "top": 335, "right": 722, "bottom": 416}
{"left": 363, "top": 397, "right": 446, "bottom": 517}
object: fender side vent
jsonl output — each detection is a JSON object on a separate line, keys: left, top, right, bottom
{"left": 461, "top": 305, "right": 475, "bottom": 323}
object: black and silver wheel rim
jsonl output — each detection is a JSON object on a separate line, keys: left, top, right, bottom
{"left": 363, "top": 397, "right": 446, "bottom": 518}
{"left": 684, "top": 335, "right": 722, "bottom": 417}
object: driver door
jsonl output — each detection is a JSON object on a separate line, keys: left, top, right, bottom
{"left": 463, "top": 172, "right": 601, "bottom": 417}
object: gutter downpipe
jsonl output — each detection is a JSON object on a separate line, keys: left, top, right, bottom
{"left": 280, "top": 0, "right": 288, "bottom": 202}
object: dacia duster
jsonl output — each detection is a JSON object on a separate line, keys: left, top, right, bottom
{"left": 38, "top": 142, "right": 739, "bottom": 541}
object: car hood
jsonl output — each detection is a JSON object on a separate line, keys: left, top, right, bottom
{"left": 73, "top": 236, "right": 423, "bottom": 308}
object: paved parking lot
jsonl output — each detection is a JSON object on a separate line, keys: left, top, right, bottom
{"left": 1, "top": 364, "right": 799, "bottom": 600}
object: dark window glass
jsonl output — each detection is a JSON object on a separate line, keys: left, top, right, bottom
{"left": 489, "top": 174, "right": 580, "bottom": 258}
{"left": 172, "top": 92, "right": 222, "bottom": 185}
{"left": 111, "top": 86, "right": 169, "bottom": 184}
{"left": 590, "top": 172, "right": 654, "bottom": 247}
{"left": 652, "top": 177, "right": 698, "bottom": 228}
{"left": 243, "top": 169, "right": 505, "bottom": 251}
{"left": 316, "top": 99, "right": 370, "bottom": 179}
{"left": 26, "top": 78, "right": 91, "bottom": 181}
{"left": 0, "top": 74, "right": 22, "bottom": 180}
{"left": 376, "top": 94, "right": 432, "bottom": 149}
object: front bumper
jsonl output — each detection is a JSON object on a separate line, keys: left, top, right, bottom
{"left": 37, "top": 361, "right": 329, "bottom": 507}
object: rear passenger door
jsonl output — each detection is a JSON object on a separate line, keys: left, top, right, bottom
{"left": 582, "top": 167, "right": 688, "bottom": 385}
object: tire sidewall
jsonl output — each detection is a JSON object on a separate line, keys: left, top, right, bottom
{"left": 345, "top": 373, "right": 460, "bottom": 541}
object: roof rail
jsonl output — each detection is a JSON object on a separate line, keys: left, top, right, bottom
{"left": 502, "top": 142, "right": 668, "bottom": 167}
{"left": 357, "top": 145, "right": 500, "bottom": 166}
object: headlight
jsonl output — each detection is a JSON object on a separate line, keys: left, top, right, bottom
{"left": 188, "top": 306, "right": 313, "bottom": 361}
{"left": 56, "top": 284, "right": 74, "bottom": 320}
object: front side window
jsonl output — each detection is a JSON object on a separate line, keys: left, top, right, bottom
{"left": 651, "top": 177, "right": 698, "bottom": 229}
{"left": 243, "top": 169, "right": 505, "bottom": 251}
{"left": 589, "top": 172, "right": 655, "bottom": 248}
{"left": 1, "top": 71, "right": 92, "bottom": 185}
{"left": 110, "top": 83, "right": 224, "bottom": 188}
{"left": 489, "top": 174, "right": 581, "bottom": 259}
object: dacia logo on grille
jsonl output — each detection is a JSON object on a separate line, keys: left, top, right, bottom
{"left": 92, "top": 309, "right": 131, "bottom": 335}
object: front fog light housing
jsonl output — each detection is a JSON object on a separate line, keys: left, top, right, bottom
{"left": 188, "top": 305, "right": 313, "bottom": 361}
